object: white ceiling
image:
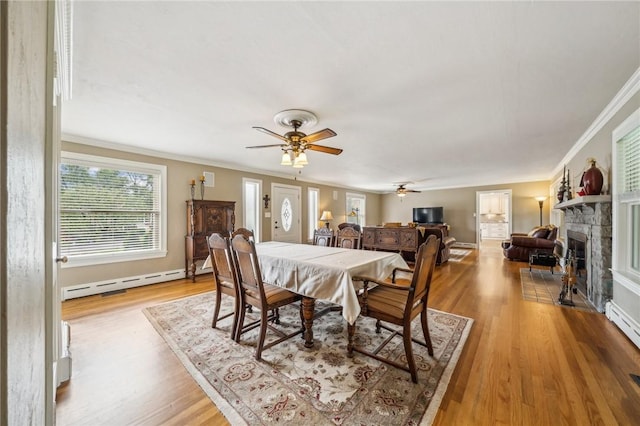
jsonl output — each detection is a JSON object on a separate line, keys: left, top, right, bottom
{"left": 62, "top": 1, "right": 640, "bottom": 193}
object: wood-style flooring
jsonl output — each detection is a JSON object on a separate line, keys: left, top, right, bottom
{"left": 55, "top": 245, "right": 640, "bottom": 425}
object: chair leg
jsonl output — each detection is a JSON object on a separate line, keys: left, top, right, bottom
{"left": 230, "top": 296, "right": 240, "bottom": 341}
{"left": 255, "top": 308, "right": 269, "bottom": 361}
{"left": 420, "top": 308, "right": 434, "bottom": 356}
{"left": 235, "top": 301, "right": 247, "bottom": 343}
{"left": 347, "top": 322, "right": 356, "bottom": 357}
{"left": 211, "top": 289, "right": 222, "bottom": 328}
{"left": 375, "top": 319, "right": 382, "bottom": 334}
{"left": 403, "top": 326, "right": 418, "bottom": 383}
{"left": 274, "top": 308, "right": 281, "bottom": 324}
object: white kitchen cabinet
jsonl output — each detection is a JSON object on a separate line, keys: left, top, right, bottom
{"left": 486, "top": 223, "right": 508, "bottom": 239}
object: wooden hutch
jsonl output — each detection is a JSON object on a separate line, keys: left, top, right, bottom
{"left": 185, "top": 199, "right": 235, "bottom": 282}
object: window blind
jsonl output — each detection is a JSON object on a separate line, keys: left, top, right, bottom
{"left": 617, "top": 125, "right": 640, "bottom": 200}
{"left": 59, "top": 159, "right": 162, "bottom": 259}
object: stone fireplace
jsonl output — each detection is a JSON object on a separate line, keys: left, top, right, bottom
{"left": 555, "top": 195, "right": 612, "bottom": 312}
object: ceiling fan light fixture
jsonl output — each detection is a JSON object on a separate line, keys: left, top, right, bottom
{"left": 296, "top": 152, "right": 308, "bottom": 165}
{"left": 280, "top": 152, "right": 292, "bottom": 166}
{"left": 397, "top": 192, "right": 406, "bottom": 197}
{"left": 292, "top": 155, "right": 305, "bottom": 168}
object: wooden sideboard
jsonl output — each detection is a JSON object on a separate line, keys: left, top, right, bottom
{"left": 362, "top": 226, "right": 427, "bottom": 256}
{"left": 185, "top": 199, "right": 235, "bottom": 282}
{"left": 362, "top": 225, "right": 449, "bottom": 259}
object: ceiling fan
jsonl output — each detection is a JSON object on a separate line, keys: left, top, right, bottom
{"left": 395, "top": 183, "right": 421, "bottom": 197}
{"left": 246, "top": 109, "right": 342, "bottom": 168}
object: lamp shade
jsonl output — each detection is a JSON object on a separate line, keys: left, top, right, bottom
{"left": 292, "top": 154, "right": 304, "bottom": 168}
{"left": 319, "top": 211, "right": 333, "bottom": 221}
{"left": 296, "top": 152, "right": 308, "bottom": 165}
{"left": 280, "top": 152, "right": 292, "bottom": 166}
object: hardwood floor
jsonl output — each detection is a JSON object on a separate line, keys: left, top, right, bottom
{"left": 55, "top": 247, "right": 640, "bottom": 425}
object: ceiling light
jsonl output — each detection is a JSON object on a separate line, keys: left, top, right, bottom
{"left": 293, "top": 154, "right": 304, "bottom": 168}
{"left": 280, "top": 152, "right": 292, "bottom": 166}
{"left": 397, "top": 191, "right": 406, "bottom": 197}
{"left": 296, "top": 152, "right": 308, "bottom": 165}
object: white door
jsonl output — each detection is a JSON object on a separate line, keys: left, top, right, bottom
{"left": 272, "top": 183, "right": 301, "bottom": 243}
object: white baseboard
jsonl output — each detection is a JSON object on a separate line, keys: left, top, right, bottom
{"left": 62, "top": 268, "right": 195, "bottom": 300}
{"left": 606, "top": 301, "right": 640, "bottom": 350}
{"left": 452, "top": 242, "right": 477, "bottom": 249}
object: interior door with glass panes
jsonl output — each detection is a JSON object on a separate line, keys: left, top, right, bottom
{"left": 272, "top": 183, "right": 301, "bottom": 243}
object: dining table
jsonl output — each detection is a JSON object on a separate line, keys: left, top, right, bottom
{"left": 204, "top": 241, "right": 409, "bottom": 347}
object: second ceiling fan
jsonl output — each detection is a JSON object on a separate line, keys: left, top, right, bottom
{"left": 395, "top": 183, "right": 421, "bottom": 197}
{"left": 247, "top": 109, "right": 342, "bottom": 168}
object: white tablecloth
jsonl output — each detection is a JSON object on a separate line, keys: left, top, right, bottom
{"left": 204, "top": 241, "right": 408, "bottom": 324}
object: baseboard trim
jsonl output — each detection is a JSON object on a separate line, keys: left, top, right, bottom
{"left": 606, "top": 301, "right": 640, "bottom": 350}
{"left": 61, "top": 268, "right": 198, "bottom": 300}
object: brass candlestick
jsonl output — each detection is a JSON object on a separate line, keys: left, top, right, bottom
{"left": 199, "top": 176, "right": 205, "bottom": 200}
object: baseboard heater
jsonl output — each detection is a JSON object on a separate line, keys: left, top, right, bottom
{"left": 606, "top": 301, "right": 640, "bottom": 350}
{"left": 61, "top": 268, "right": 199, "bottom": 300}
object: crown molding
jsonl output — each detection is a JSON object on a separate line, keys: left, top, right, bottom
{"left": 551, "top": 66, "right": 640, "bottom": 179}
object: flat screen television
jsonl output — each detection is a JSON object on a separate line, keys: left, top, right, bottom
{"left": 413, "top": 207, "right": 444, "bottom": 224}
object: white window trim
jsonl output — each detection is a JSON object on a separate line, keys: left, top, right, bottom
{"left": 611, "top": 107, "right": 640, "bottom": 287}
{"left": 242, "top": 177, "right": 262, "bottom": 243}
{"left": 60, "top": 151, "right": 167, "bottom": 267}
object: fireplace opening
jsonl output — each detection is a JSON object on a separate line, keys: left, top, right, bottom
{"left": 566, "top": 230, "right": 588, "bottom": 296}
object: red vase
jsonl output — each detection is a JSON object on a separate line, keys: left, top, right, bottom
{"left": 581, "top": 160, "right": 603, "bottom": 195}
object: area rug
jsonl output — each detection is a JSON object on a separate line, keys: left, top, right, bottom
{"left": 520, "top": 268, "right": 597, "bottom": 313}
{"left": 448, "top": 248, "right": 472, "bottom": 262}
{"left": 144, "top": 292, "right": 473, "bottom": 425}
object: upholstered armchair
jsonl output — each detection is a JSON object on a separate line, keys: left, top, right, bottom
{"left": 501, "top": 225, "right": 558, "bottom": 262}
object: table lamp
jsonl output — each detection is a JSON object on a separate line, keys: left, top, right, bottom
{"left": 319, "top": 210, "right": 333, "bottom": 229}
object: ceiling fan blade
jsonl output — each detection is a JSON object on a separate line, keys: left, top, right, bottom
{"left": 300, "top": 128, "right": 337, "bottom": 143}
{"left": 253, "top": 126, "right": 288, "bottom": 142}
{"left": 408, "top": 189, "right": 421, "bottom": 193}
{"left": 306, "top": 144, "right": 343, "bottom": 155}
{"left": 246, "top": 143, "right": 287, "bottom": 149}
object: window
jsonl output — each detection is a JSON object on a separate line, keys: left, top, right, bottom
{"left": 346, "top": 192, "right": 366, "bottom": 226}
{"left": 612, "top": 107, "right": 640, "bottom": 283}
{"left": 308, "top": 187, "right": 319, "bottom": 240}
{"left": 243, "top": 178, "right": 261, "bottom": 242}
{"left": 59, "top": 152, "right": 167, "bottom": 267}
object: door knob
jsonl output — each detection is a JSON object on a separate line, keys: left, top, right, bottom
{"left": 56, "top": 256, "right": 68, "bottom": 263}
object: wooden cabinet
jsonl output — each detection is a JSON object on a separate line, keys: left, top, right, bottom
{"left": 185, "top": 200, "right": 235, "bottom": 282}
{"left": 485, "top": 223, "right": 508, "bottom": 239}
{"left": 362, "top": 227, "right": 427, "bottom": 255}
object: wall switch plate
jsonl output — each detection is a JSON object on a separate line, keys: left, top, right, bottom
{"left": 265, "top": 212, "right": 271, "bottom": 218}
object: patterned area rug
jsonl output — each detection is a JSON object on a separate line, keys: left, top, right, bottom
{"left": 144, "top": 292, "right": 473, "bottom": 425}
{"left": 448, "top": 248, "right": 472, "bottom": 262}
{"left": 520, "top": 268, "right": 598, "bottom": 313}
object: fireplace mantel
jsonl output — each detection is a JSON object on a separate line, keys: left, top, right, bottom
{"left": 554, "top": 195, "right": 612, "bottom": 212}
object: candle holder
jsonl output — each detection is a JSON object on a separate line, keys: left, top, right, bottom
{"left": 199, "top": 176, "right": 205, "bottom": 200}
{"left": 190, "top": 182, "right": 196, "bottom": 200}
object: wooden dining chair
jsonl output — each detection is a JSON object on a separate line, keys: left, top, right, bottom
{"left": 335, "top": 226, "right": 361, "bottom": 249}
{"left": 207, "top": 233, "right": 241, "bottom": 340}
{"left": 231, "top": 227, "right": 254, "bottom": 241}
{"left": 313, "top": 228, "right": 333, "bottom": 247}
{"left": 230, "top": 234, "right": 304, "bottom": 360}
{"left": 347, "top": 235, "right": 440, "bottom": 383}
